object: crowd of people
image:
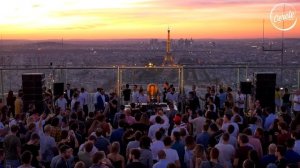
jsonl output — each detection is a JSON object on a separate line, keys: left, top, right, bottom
{"left": 0, "top": 82, "right": 300, "bottom": 168}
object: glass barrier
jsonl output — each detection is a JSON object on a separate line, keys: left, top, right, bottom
{"left": 0, "top": 65, "right": 299, "bottom": 106}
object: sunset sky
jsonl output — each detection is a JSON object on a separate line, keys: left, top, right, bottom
{"left": 0, "top": 0, "right": 299, "bottom": 39}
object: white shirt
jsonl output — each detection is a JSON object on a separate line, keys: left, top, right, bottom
{"left": 189, "top": 116, "right": 206, "bottom": 135}
{"left": 166, "top": 92, "right": 179, "bottom": 103}
{"left": 163, "top": 148, "right": 179, "bottom": 164}
{"left": 78, "top": 144, "right": 98, "bottom": 156}
{"left": 150, "top": 140, "right": 165, "bottom": 160}
{"left": 71, "top": 98, "right": 80, "bottom": 111}
{"left": 293, "top": 95, "right": 300, "bottom": 111}
{"left": 150, "top": 114, "right": 170, "bottom": 128}
{"left": 148, "top": 123, "right": 167, "bottom": 140}
{"left": 55, "top": 98, "right": 67, "bottom": 111}
{"left": 221, "top": 122, "right": 239, "bottom": 137}
{"left": 132, "top": 91, "right": 139, "bottom": 103}
{"left": 66, "top": 89, "right": 71, "bottom": 99}
{"left": 137, "top": 93, "right": 148, "bottom": 103}
{"left": 215, "top": 143, "right": 235, "bottom": 168}
{"left": 235, "top": 93, "right": 245, "bottom": 109}
{"left": 93, "top": 91, "right": 100, "bottom": 104}
{"left": 171, "top": 125, "right": 189, "bottom": 136}
{"left": 294, "top": 140, "right": 300, "bottom": 155}
{"left": 79, "top": 91, "right": 88, "bottom": 106}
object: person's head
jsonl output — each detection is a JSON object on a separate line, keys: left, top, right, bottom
{"left": 209, "top": 123, "right": 218, "bottom": 134}
{"left": 155, "top": 116, "right": 162, "bottom": 124}
{"left": 74, "top": 161, "right": 85, "bottom": 168}
{"left": 203, "top": 123, "right": 209, "bottom": 132}
{"left": 140, "top": 136, "right": 151, "bottom": 149}
{"left": 59, "top": 145, "right": 73, "bottom": 159}
{"left": 134, "top": 112, "right": 142, "bottom": 122}
{"left": 88, "top": 135, "right": 97, "bottom": 143}
{"left": 125, "top": 108, "right": 131, "bottom": 116}
{"left": 21, "top": 151, "right": 32, "bottom": 165}
{"left": 10, "top": 125, "right": 19, "bottom": 134}
{"left": 134, "top": 131, "right": 142, "bottom": 141}
{"left": 207, "top": 86, "right": 211, "bottom": 93}
{"left": 222, "top": 133, "right": 230, "bottom": 143}
{"left": 223, "top": 114, "right": 232, "bottom": 122}
{"left": 66, "top": 84, "right": 70, "bottom": 89}
{"left": 157, "top": 150, "right": 166, "bottom": 160}
{"left": 163, "top": 136, "right": 173, "bottom": 147}
{"left": 99, "top": 88, "right": 105, "bottom": 94}
{"left": 208, "top": 97, "right": 214, "bottom": 104}
{"left": 92, "top": 151, "right": 106, "bottom": 164}
{"left": 209, "top": 148, "right": 219, "bottom": 160}
{"left": 84, "top": 142, "right": 94, "bottom": 153}
{"left": 172, "top": 131, "right": 181, "bottom": 142}
{"left": 254, "top": 127, "right": 264, "bottom": 138}
{"left": 185, "top": 135, "right": 195, "bottom": 149}
{"left": 30, "top": 133, "right": 40, "bottom": 145}
{"left": 275, "top": 145, "right": 286, "bottom": 158}
{"left": 111, "top": 142, "right": 120, "bottom": 154}
{"left": 44, "top": 124, "right": 52, "bottom": 134}
{"left": 173, "top": 114, "right": 181, "bottom": 126}
{"left": 126, "top": 84, "right": 129, "bottom": 89}
{"left": 248, "top": 150, "right": 259, "bottom": 163}
{"left": 129, "top": 149, "right": 141, "bottom": 160}
{"left": 227, "top": 124, "right": 235, "bottom": 135}
{"left": 238, "top": 134, "right": 249, "bottom": 145}
{"left": 193, "top": 144, "right": 206, "bottom": 159}
{"left": 243, "top": 128, "right": 253, "bottom": 136}
{"left": 133, "top": 85, "right": 137, "bottom": 90}
{"left": 157, "top": 108, "right": 164, "bottom": 116}
{"left": 268, "top": 143, "right": 277, "bottom": 155}
{"left": 81, "top": 87, "right": 85, "bottom": 92}
{"left": 278, "top": 122, "right": 288, "bottom": 131}
{"left": 155, "top": 130, "right": 163, "bottom": 141}
{"left": 286, "top": 138, "right": 295, "bottom": 149}
{"left": 243, "top": 159, "right": 255, "bottom": 168}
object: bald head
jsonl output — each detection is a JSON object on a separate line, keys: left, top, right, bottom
{"left": 268, "top": 143, "right": 276, "bottom": 155}
{"left": 125, "top": 108, "right": 131, "bottom": 115}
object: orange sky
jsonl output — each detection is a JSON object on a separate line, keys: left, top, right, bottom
{"left": 0, "top": 0, "right": 299, "bottom": 39}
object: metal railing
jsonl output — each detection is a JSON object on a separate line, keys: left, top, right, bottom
{"left": 0, "top": 64, "right": 299, "bottom": 104}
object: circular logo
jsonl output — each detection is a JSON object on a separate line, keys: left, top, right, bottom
{"left": 270, "top": 3, "right": 297, "bottom": 31}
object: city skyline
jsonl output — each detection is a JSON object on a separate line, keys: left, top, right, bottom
{"left": 0, "top": 0, "right": 299, "bottom": 40}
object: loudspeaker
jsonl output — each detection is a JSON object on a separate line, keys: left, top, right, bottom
{"left": 22, "top": 73, "right": 45, "bottom": 113}
{"left": 53, "top": 83, "right": 64, "bottom": 96}
{"left": 255, "top": 73, "right": 276, "bottom": 110}
{"left": 240, "top": 82, "right": 252, "bottom": 94}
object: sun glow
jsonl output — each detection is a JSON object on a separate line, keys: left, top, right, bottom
{"left": 0, "top": 0, "right": 299, "bottom": 39}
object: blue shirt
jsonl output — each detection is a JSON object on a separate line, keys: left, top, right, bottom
{"left": 218, "top": 92, "right": 227, "bottom": 108}
{"left": 95, "top": 136, "right": 110, "bottom": 154}
{"left": 110, "top": 128, "right": 124, "bottom": 143}
{"left": 260, "top": 154, "right": 276, "bottom": 168}
{"left": 264, "top": 113, "right": 276, "bottom": 130}
{"left": 285, "top": 149, "right": 300, "bottom": 164}
{"left": 153, "top": 159, "right": 170, "bottom": 168}
{"left": 196, "top": 132, "right": 210, "bottom": 149}
{"left": 171, "top": 140, "right": 185, "bottom": 168}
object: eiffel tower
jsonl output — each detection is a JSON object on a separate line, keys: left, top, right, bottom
{"left": 162, "top": 28, "right": 175, "bottom": 66}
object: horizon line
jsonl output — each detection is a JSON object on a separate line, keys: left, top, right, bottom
{"left": 1, "top": 37, "right": 300, "bottom": 41}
